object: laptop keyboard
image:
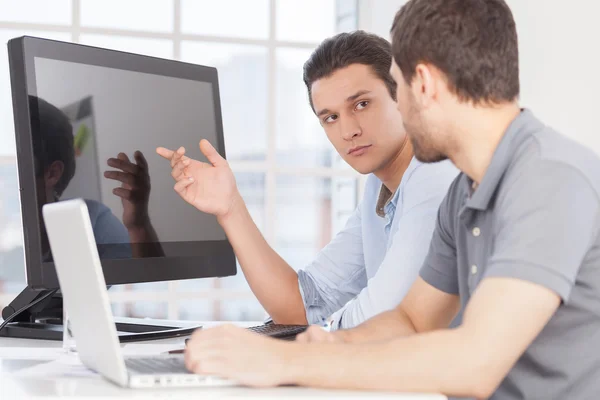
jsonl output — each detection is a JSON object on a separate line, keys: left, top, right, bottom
{"left": 125, "top": 356, "right": 190, "bottom": 375}
{"left": 247, "top": 323, "right": 308, "bottom": 340}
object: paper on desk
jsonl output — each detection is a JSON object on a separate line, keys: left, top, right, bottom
{"left": 0, "top": 347, "right": 64, "bottom": 360}
{"left": 13, "top": 353, "right": 99, "bottom": 379}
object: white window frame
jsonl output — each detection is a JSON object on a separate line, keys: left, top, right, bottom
{"left": 0, "top": 0, "right": 361, "bottom": 319}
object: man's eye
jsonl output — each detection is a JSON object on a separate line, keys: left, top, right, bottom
{"left": 324, "top": 114, "right": 338, "bottom": 123}
{"left": 355, "top": 101, "right": 369, "bottom": 110}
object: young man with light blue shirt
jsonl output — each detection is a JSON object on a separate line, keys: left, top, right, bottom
{"left": 158, "top": 31, "right": 457, "bottom": 329}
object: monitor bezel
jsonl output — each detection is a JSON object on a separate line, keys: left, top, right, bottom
{"left": 7, "top": 35, "right": 236, "bottom": 289}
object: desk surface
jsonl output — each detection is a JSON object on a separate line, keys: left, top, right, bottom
{"left": 0, "top": 320, "right": 446, "bottom": 400}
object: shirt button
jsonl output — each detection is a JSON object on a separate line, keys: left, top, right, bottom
{"left": 472, "top": 227, "right": 481, "bottom": 237}
{"left": 471, "top": 265, "right": 478, "bottom": 275}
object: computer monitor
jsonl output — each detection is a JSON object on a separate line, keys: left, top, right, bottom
{"left": 1, "top": 36, "right": 236, "bottom": 340}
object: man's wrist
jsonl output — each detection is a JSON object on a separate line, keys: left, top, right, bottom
{"left": 278, "top": 342, "right": 315, "bottom": 386}
{"left": 333, "top": 329, "right": 353, "bottom": 343}
{"left": 126, "top": 218, "right": 152, "bottom": 238}
{"left": 217, "top": 192, "right": 246, "bottom": 227}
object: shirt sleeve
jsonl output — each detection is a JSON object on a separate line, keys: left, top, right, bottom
{"left": 484, "top": 160, "right": 600, "bottom": 303}
{"left": 329, "top": 162, "right": 458, "bottom": 329}
{"left": 298, "top": 202, "right": 366, "bottom": 325}
{"left": 419, "top": 176, "right": 462, "bottom": 295}
{"left": 87, "top": 200, "right": 132, "bottom": 259}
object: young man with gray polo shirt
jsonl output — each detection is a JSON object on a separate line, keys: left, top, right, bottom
{"left": 182, "top": 0, "right": 600, "bottom": 399}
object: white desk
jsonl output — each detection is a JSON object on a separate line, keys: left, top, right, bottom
{"left": 0, "top": 320, "right": 446, "bottom": 400}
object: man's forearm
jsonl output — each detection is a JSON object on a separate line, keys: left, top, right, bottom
{"left": 285, "top": 328, "right": 491, "bottom": 399}
{"left": 340, "top": 308, "right": 417, "bottom": 343}
{"left": 218, "top": 199, "right": 307, "bottom": 324}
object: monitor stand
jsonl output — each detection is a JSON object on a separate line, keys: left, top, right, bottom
{"left": 0, "top": 287, "right": 200, "bottom": 341}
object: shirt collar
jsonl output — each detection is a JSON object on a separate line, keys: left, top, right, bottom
{"left": 464, "top": 109, "right": 543, "bottom": 211}
{"left": 375, "top": 157, "right": 421, "bottom": 217}
{"left": 376, "top": 185, "right": 394, "bottom": 217}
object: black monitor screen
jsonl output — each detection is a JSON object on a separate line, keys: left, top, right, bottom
{"left": 10, "top": 37, "right": 235, "bottom": 288}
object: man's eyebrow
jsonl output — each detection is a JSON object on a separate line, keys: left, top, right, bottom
{"left": 346, "top": 90, "right": 371, "bottom": 102}
{"left": 316, "top": 108, "right": 331, "bottom": 117}
{"left": 316, "top": 90, "right": 372, "bottom": 117}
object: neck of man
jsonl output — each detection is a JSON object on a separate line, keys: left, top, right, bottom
{"left": 375, "top": 135, "right": 414, "bottom": 193}
{"left": 447, "top": 102, "right": 521, "bottom": 185}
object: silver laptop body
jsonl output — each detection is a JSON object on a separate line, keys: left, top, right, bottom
{"left": 42, "top": 198, "right": 234, "bottom": 388}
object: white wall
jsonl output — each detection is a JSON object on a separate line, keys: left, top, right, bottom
{"left": 358, "top": 0, "right": 405, "bottom": 39}
{"left": 360, "top": 0, "right": 600, "bottom": 154}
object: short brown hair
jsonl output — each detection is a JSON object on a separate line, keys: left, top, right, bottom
{"left": 391, "top": 0, "right": 519, "bottom": 104}
{"left": 303, "top": 30, "right": 397, "bottom": 112}
{"left": 30, "top": 96, "right": 76, "bottom": 197}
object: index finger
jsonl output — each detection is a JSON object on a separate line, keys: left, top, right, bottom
{"left": 134, "top": 150, "right": 148, "bottom": 169}
{"left": 156, "top": 147, "right": 174, "bottom": 160}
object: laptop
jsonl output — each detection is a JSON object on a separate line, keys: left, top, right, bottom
{"left": 42, "top": 198, "right": 236, "bottom": 388}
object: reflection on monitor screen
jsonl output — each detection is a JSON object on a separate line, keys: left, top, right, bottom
{"left": 31, "top": 57, "right": 226, "bottom": 261}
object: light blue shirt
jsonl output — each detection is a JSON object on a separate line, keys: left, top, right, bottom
{"left": 298, "top": 158, "right": 458, "bottom": 329}
{"left": 84, "top": 199, "right": 132, "bottom": 259}
{"left": 42, "top": 199, "right": 131, "bottom": 263}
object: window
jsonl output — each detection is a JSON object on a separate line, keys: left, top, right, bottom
{"left": 0, "top": 0, "right": 360, "bottom": 321}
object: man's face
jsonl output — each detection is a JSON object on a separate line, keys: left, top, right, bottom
{"left": 310, "top": 64, "right": 406, "bottom": 175}
{"left": 390, "top": 60, "right": 448, "bottom": 163}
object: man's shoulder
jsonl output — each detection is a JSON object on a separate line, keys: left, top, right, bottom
{"left": 83, "top": 199, "right": 112, "bottom": 220}
{"left": 511, "top": 124, "right": 600, "bottom": 197}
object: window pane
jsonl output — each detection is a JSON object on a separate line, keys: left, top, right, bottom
{"left": 177, "top": 277, "right": 215, "bottom": 291}
{"left": 112, "top": 302, "right": 168, "bottom": 319}
{"left": 181, "top": 42, "right": 268, "bottom": 162}
{"left": 0, "top": 0, "right": 72, "bottom": 25}
{"left": 181, "top": 0, "right": 269, "bottom": 39}
{"left": 79, "top": 34, "right": 174, "bottom": 59}
{"left": 223, "top": 171, "right": 265, "bottom": 291}
{"left": 275, "top": 176, "right": 357, "bottom": 270}
{"left": 276, "top": 0, "right": 336, "bottom": 43}
{"left": 0, "top": 160, "right": 25, "bottom": 289}
{"left": 331, "top": 176, "right": 358, "bottom": 234}
{"left": 0, "top": 30, "right": 72, "bottom": 156}
{"left": 234, "top": 172, "right": 265, "bottom": 231}
{"left": 81, "top": 0, "right": 174, "bottom": 32}
{"left": 180, "top": 297, "right": 264, "bottom": 322}
{"left": 275, "top": 48, "right": 334, "bottom": 167}
{"left": 109, "top": 282, "right": 168, "bottom": 292}
{"left": 179, "top": 299, "right": 214, "bottom": 321}
{"left": 219, "top": 298, "right": 265, "bottom": 322}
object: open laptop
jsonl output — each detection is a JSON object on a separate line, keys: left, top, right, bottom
{"left": 42, "top": 198, "right": 236, "bottom": 388}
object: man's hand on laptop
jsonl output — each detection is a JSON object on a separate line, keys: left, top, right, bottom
{"left": 184, "top": 324, "right": 292, "bottom": 387}
{"left": 295, "top": 325, "right": 348, "bottom": 343}
{"left": 156, "top": 140, "right": 242, "bottom": 220}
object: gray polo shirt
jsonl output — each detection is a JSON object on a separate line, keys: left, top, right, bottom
{"left": 420, "top": 109, "right": 600, "bottom": 400}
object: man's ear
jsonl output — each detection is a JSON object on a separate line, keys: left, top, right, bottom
{"left": 412, "top": 63, "right": 437, "bottom": 109}
{"left": 44, "top": 160, "right": 64, "bottom": 190}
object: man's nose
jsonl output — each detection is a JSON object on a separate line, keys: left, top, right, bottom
{"left": 341, "top": 117, "right": 361, "bottom": 141}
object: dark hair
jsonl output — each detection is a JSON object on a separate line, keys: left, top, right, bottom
{"left": 390, "top": 0, "right": 519, "bottom": 104}
{"left": 29, "top": 95, "right": 76, "bottom": 197}
{"left": 303, "top": 30, "right": 397, "bottom": 112}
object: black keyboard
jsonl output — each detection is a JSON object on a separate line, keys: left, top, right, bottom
{"left": 247, "top": 324, "right": 308, "bottom": 340}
